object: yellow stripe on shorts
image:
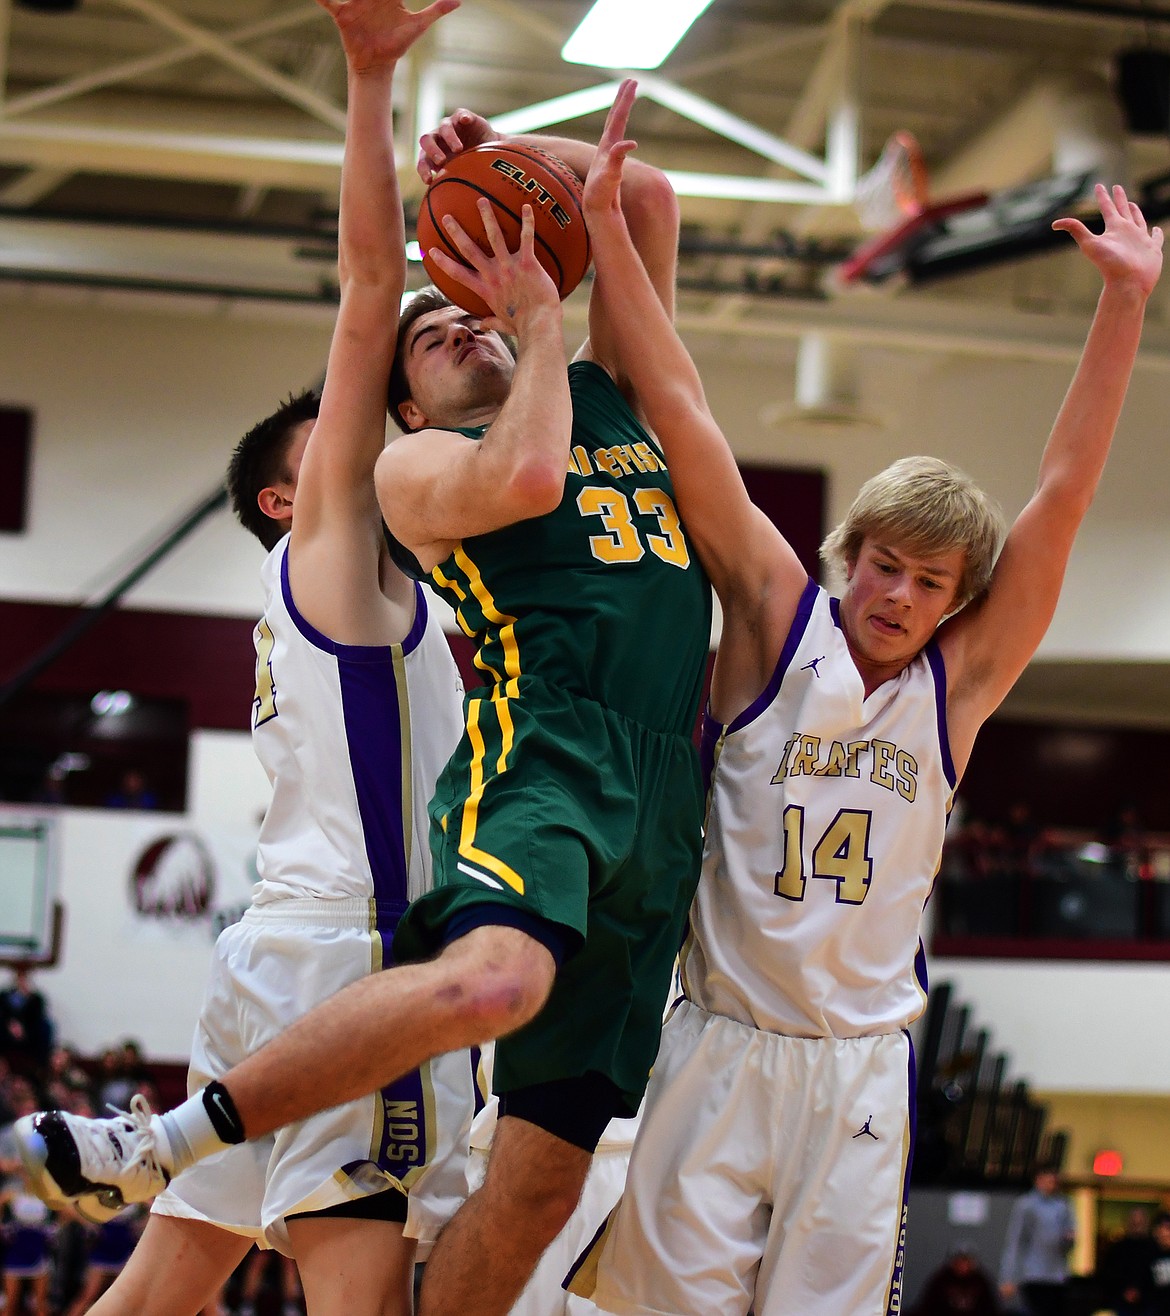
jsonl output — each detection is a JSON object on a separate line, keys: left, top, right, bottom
{"left": 459, "top": 696, "right": 525, "bottom": 895}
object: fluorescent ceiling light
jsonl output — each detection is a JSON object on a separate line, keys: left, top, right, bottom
{"left": 562, "top": 0, "right": 715, "bottom": 70}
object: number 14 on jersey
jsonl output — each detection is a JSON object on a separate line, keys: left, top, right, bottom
{"left": 775, "top": 805, "right": 874, "bottom": 905}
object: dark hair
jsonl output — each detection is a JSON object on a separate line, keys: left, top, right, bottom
{"left": 1155, "top": 1212, "right": 1170, "bottom": 1230}
{"left": 226, "top": 389, "right": 321, "bottom": 550}
{"left": 386, "top": 286, "right": 519, "bottom": 433}
{"left": 387, "top": 287, "right": 455, "bottom": 432}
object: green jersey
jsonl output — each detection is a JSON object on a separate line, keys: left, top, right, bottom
{"left": 428, "top": 360, "right": 710, "bottom": 733}
{"left": 391, "top": 361, "right": 711, "bottom": 1112}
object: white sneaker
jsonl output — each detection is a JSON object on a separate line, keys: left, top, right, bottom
{"left": 15, "top": 1095, "right": 171, "bottom": 1223}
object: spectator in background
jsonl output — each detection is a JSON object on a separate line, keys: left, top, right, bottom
{"left": 0, "top": 1083, "right": 43, "bottom": 1176}
{"left": 103, "top": 769, "right": 159, "bottom": 811}
{"left": 1144, "top": 1212, "right": 1170, "bottom": 1315}
{"left": 911, "top": 1246, "right": 1001, "bottom": 1316}
{"left": 42, "top": 1046, "right": 94, "bottom": 1114}
{"left": 1098, "top": 1205, "right": 1156, "bottom": 1314}
{"left": 1104, "top": 803, "right": 1150, "bottom": 878}
{"left": 62, "top": 1205, "right": 146, "bottom": 1316}
{"left": 232, "top": 1247, "right": 304, "bottom": 1316}
{"left": 2, "top": 1170, "right": 57, "bottom": 1316}
{"left": 94, "top": 1039, "right": 150, "bottom": 1114}
{"left": 996, "top": 801, "right": 1043, "bottom": 883}
{"left": 0, "top": 969, "right": 54, "bottom": 1076}
{"left": 999, "top": 1168, "right": 1076, "bottom": 1316}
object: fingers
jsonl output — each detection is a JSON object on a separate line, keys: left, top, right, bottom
{"left": 439, "top": 211, "right": 491, "bottom": 270}
{"left": 601, "top": 78, "right": 638, "bottom": 147}
{"left": 516, "top": 204, "right": 536, "bottom": 260}
{"left": 416, "top": 0, "right": 460, "bottom": 28}
{"left": 1052, "top": 215, "right": 1090, "bottom": 244}
{"left": 478, "top": 196, "right": 511, "bottom": 259}
{"left": 417, "top": 108, "right": 489, "bottom": 183}
{"left": 438, "top": 200, "right": 532, "bottom": 269}
{"left": 426, "top": 246, "right": 487, "bottom": 299}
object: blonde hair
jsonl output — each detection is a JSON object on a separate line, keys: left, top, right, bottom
{"left": 820, "top": 456, "right": 1006, "bottom": 607}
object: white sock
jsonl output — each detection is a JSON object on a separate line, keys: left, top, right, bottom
{"left": 156, "top": 1095, "right": 231, "bottom": 1176}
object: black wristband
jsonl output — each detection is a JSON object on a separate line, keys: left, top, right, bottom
{"left": 202, "top": 1081, "right": 246, "bottom": 1144}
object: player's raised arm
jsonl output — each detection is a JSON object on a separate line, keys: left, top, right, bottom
{"left": 942, "top": 183, "right": 1162, "bottom": 756}
{"left": 582, "top": 82, "right": 805, "bottom": 623}
{"left": 291, "top": 0, "right": 457, "bottom": 569}
{"left": 416, "top": 104, "right": 679, "bottom": 398}
{"left": 376, "top": 199, "right": 572, "bottom": 568}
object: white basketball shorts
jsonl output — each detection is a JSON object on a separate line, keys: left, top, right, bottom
{"left": 151, "top": 898, "right": 474, "bottom": 1255}
{"left": 575, "top": 999, "right": 914, "bottom": 1316}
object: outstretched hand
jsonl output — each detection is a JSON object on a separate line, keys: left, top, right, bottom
{"left": 426, "top": 199, "right": 561, "bottom": 336}
{"left": 1054, "top": 183, "right": 1163, "bottom": 297}
{"left": 582, "top": 79, "right": 640, "bottom": 218}
{"left": 315, "top": 0, "right": 459, "bottom": 72}
{"left": 418, "top": 108, "right": 495, "bottom": 184}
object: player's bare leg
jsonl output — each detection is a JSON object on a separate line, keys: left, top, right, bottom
{"left": 289, "top": 1216, "right": 416, "bottom": 1316}
{"left": 418, "top": 1116, "right": 592, "bottom": 1316}
{"left": 16, "top": 926, "right": 555, "bottom": 1219}
{"left": 225, "top": 925, "right": 554, "bottom": 1136}
{"left": 84, "top": 1215, "right": 253, "bottom": 1316}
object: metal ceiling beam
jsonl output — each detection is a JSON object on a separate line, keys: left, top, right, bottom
{"left": 5, "top": 6, "right": 324, "bottom": 119}
{"left": 109, "top": 0, "right": 345, "bottom": 132}
{"left": 491, "top": 77, "right": 839, "bottom": 202}
{"left": 0, "top": 120, "right": 343, "bottom": 189}
{"left": 783, "top": 0, "right": 895, "bottom": 152}
{"left": 637, "top": 75, "right": 830, "bottom": 183}
{"left": 0, "top": 167, "right": 70, "bottom": 207}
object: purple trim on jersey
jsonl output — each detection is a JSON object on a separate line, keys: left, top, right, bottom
{"left": 279, "top": 544, "right": 428, "bottom": 659}
{"left": 829, "top": 594, "right": 843, "bottom": 629}
{"left": 373, "top": 1063, "right": 431, "bottom": 1171}
{"left": 338, "top": 661, "right": 410, "bottom": 919}
{"left": 279, "top": 543, "right": 413, "bottom": 916}
{"left": 402, "top": 582, "right": 429, "bottom": 654}
{"left": 924, "top": 640, "right": 956, "bottom": 789}
{"left": 564, "top": 1216, "right": 610, "bottom": 1293}
{"left": 885, "top": 1031, "right": 917, "bottom": 1316}
{"left": 470, "top": 1045, "right": 487, "bottom": 1119}
{"left": 725, "top": 575, "right": 820, "bottom": 735}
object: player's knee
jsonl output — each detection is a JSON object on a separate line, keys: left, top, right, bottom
{"left": 501, "top": 1151, "right": 588, "bottom": 1240}
{"left": 462, "top": 960, "right": 551, "bottom": 1038}
{"left": 452, "top": 930, "right": 556, "bottom": 1039}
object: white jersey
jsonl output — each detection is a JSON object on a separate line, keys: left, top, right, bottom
{"left": 249, "top": 536, "right": 464, "bottom": 916}
{"left": 683, "top": 577, "right": 955, "bottom": 1038}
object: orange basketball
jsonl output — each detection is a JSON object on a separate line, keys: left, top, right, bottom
{"left": 416, "top": 141, "right": 591, "bottom": 318}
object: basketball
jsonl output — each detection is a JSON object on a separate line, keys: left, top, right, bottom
{"left": 416, "top": 141, "right": 591, "bottom": 318}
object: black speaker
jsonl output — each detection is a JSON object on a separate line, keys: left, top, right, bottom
{"left": 1116, "top": 49, "right": 1170, "bottom": 134}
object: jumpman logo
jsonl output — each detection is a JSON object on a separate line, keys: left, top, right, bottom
{"left": 801, "top": 655, "right": 826, "bottom": 677}
{"left": 852, "top": 1115, "right": 878, "bottom": 1140}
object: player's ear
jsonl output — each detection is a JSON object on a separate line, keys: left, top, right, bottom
{"left": 257, "top": 486, "right": 290, "bottom": 522}
{"left": 398, "top": 398, "right": 427, "bottom": 431}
